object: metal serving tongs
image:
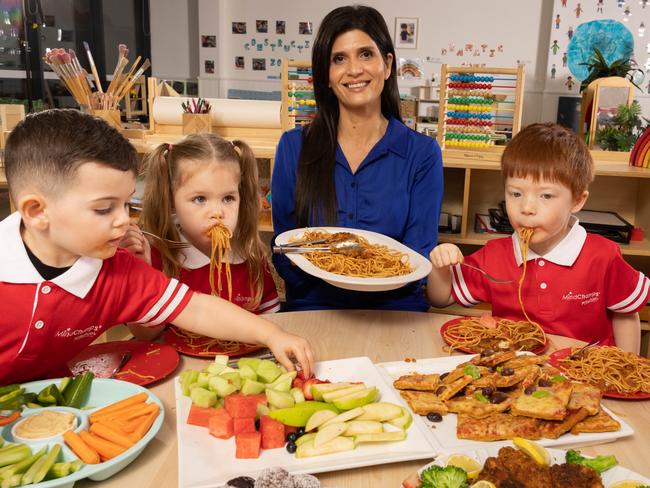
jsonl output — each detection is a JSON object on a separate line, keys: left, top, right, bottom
{"left": 273, "top": 241, "right": 363, "bottom": 255}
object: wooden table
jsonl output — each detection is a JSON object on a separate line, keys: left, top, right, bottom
{"left": 77, "top": 310, "right": 650, "bottom": 487}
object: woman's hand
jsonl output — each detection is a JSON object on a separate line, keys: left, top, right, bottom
{"left": 265, "top": 329, "right": 315, "bottom": 379}
{"left": 120, "top": 224, "right": 152, "bottom": 265}
{"left": 429, "top": 243, "right": 463, "bottom": 269}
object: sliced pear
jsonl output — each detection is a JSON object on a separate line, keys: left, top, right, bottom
{"left": 332, "top": 387, "right": 379, "bottom": 411}
{"left": 295, "top": 436, "right": 356, "bottom": 458}
{"left": 290, "top": 387, "right": 305, "bottom": 404}
{"left": 314, "top": 422, "right": 348, "bottom": 448}
{"left": 321, "top": 407, "right": 364, "bottom": 428}
{"left": 269, "top": 401, "right": 339, "bottom": 427}
{"left": 295, "top": 432, "right": 316, "bottom": 447}
{"left": 357, "top": 402, "right": 403, "bottom": 421}
{"left": 355, "top": 431, "right": 407, "bottom": 443}
{"left": 344, "top": 420, "right": 383, "bottom": 436}
{"left": 387, "top": 407, "right": 413, "bottom": 430}
{"left": 311, "top": 382, "right": 357, "bottom": 401}
{"left": 322, "top": 384, "right": 367, "bottom": 403}
{"left": 305, "top": 409, "right": 338, "bottom": 432}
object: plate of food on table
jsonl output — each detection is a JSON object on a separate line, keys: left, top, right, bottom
{"left": 273, "top": 227, "right": 432, "bottom": 292}
{"left": 173, "top": 356, "right": 437, "bottom": 487}
{"left": 548, "top": 345, "right": 650, "bottom": 400}
{"left": 0, "top": 373, "right": 163, "bottom": 488}
{"left": 377, "top": 350, "right": 633, "bottom": 452}
{"left": 440, "top": 314, "right": 548, "bottom": 355}
{"left": 401, "top": 439, "right": 650, "bottom": 488}
{"left": 163, "top": 325, "right": 264, "bottom": 358}
{"left": 68, "top": 340, "right": 180, "bottom": 386}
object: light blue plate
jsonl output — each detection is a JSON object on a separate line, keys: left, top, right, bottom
{"left": 0, "top": 378, "right": 164, "bottom": 488}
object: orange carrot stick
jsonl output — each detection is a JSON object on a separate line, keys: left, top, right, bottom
{"left": 79, "top": 431, "right": 127, "bottom": 460}
{"left": 90, "top": 422, "right": 135, "bottom": 449}
{"left": 63, "top": 430, "right": 100, "bottom": 464}
{"left": 131, "top": 410, "right": 159, "bottom": 441}
{"left": 91, "top": 401, "right": 152, "bottom": 424}
{"left": 89, "top": 392, "right": 148, "bottom": 422}
{"left": 113, "top": 402, "right": 158, "bottom": 422}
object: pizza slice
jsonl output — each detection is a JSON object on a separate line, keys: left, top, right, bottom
{"left": 393, "top": 373, "right": 440, "bottom": 391}
{"left": 446, "top": 392, "right": 513, "bottom": 418}
{"left": 510, "top": 381, "right": 573, "bottom": 420}
{"left": 500, "top": 355, "right": 548, "bottom": 369}
{"left": 567, "top": 382, "right": 602, "bottom": 416}
{"left": 471, "top": 350, "right": 517, "bottom": 367}
{"left": 540, "top": 407, "right": 591, "bottom": 439}
{"left": 399, "top": 390, "right": 449, "bottom": 415}
{"left": 457, "top": 412, "right": 542, "bottom": 441}
{"left": 570, "top": 408, "right": 621, "bottom": 434}
{"left": 437, "top": 374, "right": 474, "bottom": 401}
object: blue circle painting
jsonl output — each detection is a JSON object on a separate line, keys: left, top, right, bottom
{"left": 567, "top": 20, "right": 634, "bottom": 80}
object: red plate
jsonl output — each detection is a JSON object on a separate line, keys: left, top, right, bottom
{"left": 68, "top": 340, "right": 179, "bottom": 386}
{"left": 440, "top": 316, "right": 548, "bottom": 355}
{"left": 548, "top": 347, "right": 650, "bottom": 400}
{"left": 162, "top": 326, "right": 263, "bottom": 358}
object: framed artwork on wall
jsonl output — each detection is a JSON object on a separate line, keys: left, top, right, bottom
{"left": 395, "top": 17, "right": 418, "bottom": 49}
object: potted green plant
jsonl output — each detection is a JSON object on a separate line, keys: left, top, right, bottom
{"left": 595, "top": 101, "right": 649, "bottom": 151}
{"left": 579, "top": 48, "right": 644, "bottom": 93}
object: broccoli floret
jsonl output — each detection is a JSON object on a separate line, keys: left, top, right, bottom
{"left": 419, "top": 465, "right": 468, "bottom": 488}
{"left": 566, "top": 449, "right": 618, "bottom": 473}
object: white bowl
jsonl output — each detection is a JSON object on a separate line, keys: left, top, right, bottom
{"left": 11, "top": 406, "right": 86, "bottom": 445}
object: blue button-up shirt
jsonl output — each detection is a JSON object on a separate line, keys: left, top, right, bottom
{"left": 272, "top": 116, "right": 443, "bottom": 311}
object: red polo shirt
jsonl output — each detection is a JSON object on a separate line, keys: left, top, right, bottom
{"left": 0, "top": 212, "right": 193, "bottom": 384}
{"left": 451, "top": 218, "right": 650, "bottom": 345}
{"left": 151, "top": 238, "right": 280, "bottom": 314}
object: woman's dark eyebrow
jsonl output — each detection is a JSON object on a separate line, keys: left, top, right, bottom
{"left": 331, "top": 45, "right": 376, "bottom": 57}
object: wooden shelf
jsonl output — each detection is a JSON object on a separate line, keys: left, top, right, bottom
{"left": 259, "top": 210, "right": 273, "bottom": 233}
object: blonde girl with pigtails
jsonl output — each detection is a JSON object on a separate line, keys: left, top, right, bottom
{"left": 121, "top": 134, "right": 280, "bottom": 339}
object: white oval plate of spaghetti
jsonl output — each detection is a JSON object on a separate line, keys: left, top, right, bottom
{"left": 274, "top": 227, "right": 432, "bottom": 292}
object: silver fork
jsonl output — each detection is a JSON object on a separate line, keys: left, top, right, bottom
{"left": 141, "top": 230, "right": 192, "bottom": 249}
{"left": 460, "top": 262, "right": 513, "bottom": 284}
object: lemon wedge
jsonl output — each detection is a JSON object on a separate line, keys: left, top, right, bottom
{"left": 610, "top": 481, "right": 649, "bottom": 488}
{"left": 512, "top": 437, "right": 551, "bottom": 466}
{"left": 470, "top": 481, "right": 496, "bottom": 488}
{"left": 446, "top": 454, "right": 482, "bottom": 479}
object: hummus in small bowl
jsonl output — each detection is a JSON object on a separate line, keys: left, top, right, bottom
{"left": 11, "top": 407, "right": 86, "bottom": 444}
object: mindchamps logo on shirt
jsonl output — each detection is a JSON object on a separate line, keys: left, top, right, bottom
{"left": 562, "top": 291, "right": 600, "bottom": 306}
{"left": 55, "top": 325, "right": 102, "bottom": 341}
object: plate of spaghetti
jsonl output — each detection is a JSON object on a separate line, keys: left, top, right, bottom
{"left": 68, "top": 340, "right": 179, "bottom": 386}
{"left": 440, "top": 315, "right": 548, "bottom": 354}
{"left": 274, "top": 227, "right": 432, "bottom": 291}
{"left": 548, "top": 346, "right": 650, "bottom": 399}
{"left": 163, "top": 325, "right": 263, "bottom": 358}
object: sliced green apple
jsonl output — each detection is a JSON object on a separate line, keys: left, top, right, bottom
{"left": 269, "top": 401, "right": 339, "bottom": 427}
{"left": 290, "top": 387, "right": 305, "bottom": 404}
{"left": 387, "top": 407, "right": 413, "bottom": 430}
{"left": 305, "top": 409, "right": 338, "bottom": 432}
{"left": 355, "top": 431, "right": 407, "bottom": 443}
{"left": 343, "top": 420, "right": 383, "bottom": 436}
{"left": 311, "top": 382, "right": 357, "bottom": 401}
{"left": 295, "top": 436, "right": 356, "bottom": 458}
{"left": 320, "top": 407, "right": 364, "bottom": 428}
{"left": 322, "top": 384, "right": 367, "bottom": 403}
{"left": 314, "top": 422, "right": 347, "bottom": 447}
{"left": 357, "top": 402, "right": 403, "bottom": 422}
{"left": 332, "top": 387, "right": 379, "bottom": 411}
{"left": 295, "top": 432, "right": 316, "bottom": 447}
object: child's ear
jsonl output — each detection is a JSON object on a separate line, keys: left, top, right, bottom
{"left": 571, "top": 190, "right": 589, "bottom": 213}
{"left": 17, "top": 193, "right": 49, "bottom": 230}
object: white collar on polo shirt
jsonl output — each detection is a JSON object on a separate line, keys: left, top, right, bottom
{"left": 0, "top": 212, "right": 102, "bottom": 298}
{"left": 512, "top": 215, "right": 587, "bottom": 267}
{"left": 177, "top": 231, "right": 244, "bottom": 270}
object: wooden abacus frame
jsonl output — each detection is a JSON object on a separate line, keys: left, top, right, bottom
{"left": 437, "top": 65, "right": 525, "bottom": 152}
{"left": 280, "top": 59, "right": 314, "bottom": 131}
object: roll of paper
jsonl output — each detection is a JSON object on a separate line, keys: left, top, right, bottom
{"left": 152, "top": 96, "right": 281, "bottom": 128}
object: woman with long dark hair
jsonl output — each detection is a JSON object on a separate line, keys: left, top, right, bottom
{"left": 272, "top": 5, "right": 443, "bottom": 311}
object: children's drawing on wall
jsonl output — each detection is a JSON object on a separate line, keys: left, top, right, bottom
{"left": 395, "top": 17, "right": 418, "bottom": 48}
{"left": 597, "top": 0, "right": 604, "bottom": 14}
{"left": 232, "top": 22, "right": 246, "bottom": 34}
{"left": 555, "top": 14, "right": 561, "bottom": 29}
{"left": 566, "top": 75, "right": 575, "bottom": 90}
{"left": 562, "top": 51, "right": 568, "bottom": 66}
{"left": 643, "top": 0, "right": 649, "bottom": 8}
{"left": 551, "top": 40, "right": 560, "bottom": 54}
{"left": 201, "top": 35, "right": 216, "bottom": 48}
{"left": 252, "top": 58, "right": 266, "bottom": 71}
{"left": 397, "top": 58, "right": 423, "bottom": 79}
{"left": 551, "top": 63, "right": 557, "bottom": 79}
{"left": 235, "top": 56, "right": 244, "bottom": 70}
{"left": 568, "top": 26, "right": 574, "bottom": 39}
{"left": 298, "top": 22, "right": 313, "bottom": 35}
{"left": 256, "top": 20, "right": 268, "bottom": 33}
{"left": 623, "top": 6, "right": 631, "bottom": 21}
{"left": 575, "top": 3, "right": 583, "bottom": 18}
{"left": 561, "top": 0, "right": 567, "bottom": 6}
{"left": 276, "top": 21, "right": 286, "bottom": 34}
{"left": 204, "top": 60, "right": 215, "bottom": 74}
{"left": 639, "top": 22, "right": 646, "bottom": 37}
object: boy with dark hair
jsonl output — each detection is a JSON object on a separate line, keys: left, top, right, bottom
{"left": 0, "top": 109, "right": 314, "bottom": 384}
{"left": 427, "top": 123, "right": 648, "bottom": 353}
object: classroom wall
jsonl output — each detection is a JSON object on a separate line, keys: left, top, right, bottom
{"left": 150, "top": 0, "right": 650, "bottom": 124}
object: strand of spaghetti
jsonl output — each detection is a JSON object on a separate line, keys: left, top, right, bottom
{"left": 517, "top": 228, "right": 546, "bottom": 343}
{"left": 209, "top": 223, "right": 233, "bottom": 301}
